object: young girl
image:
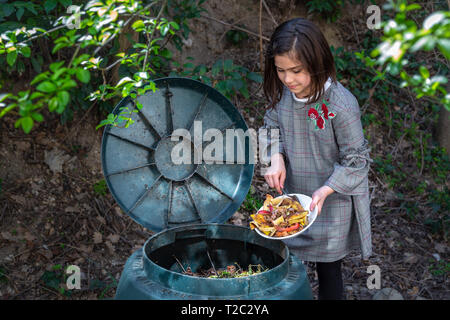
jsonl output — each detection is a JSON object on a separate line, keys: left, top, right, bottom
{"left": 260, "top": 18, "right": 372, "bottom": 300}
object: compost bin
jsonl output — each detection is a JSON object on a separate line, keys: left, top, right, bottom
{"left": 100, "top": 77, "right": 313, "bottom": 300}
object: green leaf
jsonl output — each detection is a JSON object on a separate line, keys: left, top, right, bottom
{"left": 24, "top": 3, "right": 38, "bottom": 15}
{"left": 7, "top": 50, "right": 17, "bottom": 66}
{"left": 44, "top": 0, "right": 58, "bottom": 13}
{"left": 239, "top": 86, "right": 250, "bottom": 99}
{"left": 410, "top": 36, "right": 430, "bottom": 52}
{"left": 31, "top": 112, "right": 44, "bottom": 122}
{"left": 31, "top": 73, "right": 49, "bottom": 86}
{"left": 169, "top": 21, "right": 180, "bottom": 30}
{"left": 419, "top": 66, "right": 430, "bottom": 79}
{"left": 132, "top": 20, "right": 145, "bottom": 31}
{"left": 16, "top": 7, "right": 24, "bottom": 21}
{"left": 37, "top": 81, "right": 57, "bottom": 93}
{"left": 183, "top": 62, "right": 194, "bottom": 70}
{"left": 423, "top": 12, "right": 445, "bottom": 30}
{"left": 0, "top": 103, "right": 17, "bottom": 118}
{"left": 57, "top": 91, "right": 70, "bottom": 108}
{"left": 3, "top": 4, "right": 15, "bottom": 17}
{"left": 96, "top": 119, "right": 111, "bottom": 130}
{"left": 21, "top": 117, "right": 33, "bottom": 134}
{"left": 160, "top": 48, "right": 172, "bottom": 59}
{"left": 159, "top": 24, "right": 169, "bottom": 36}
{"left": 223, "top": 59, "right": 233, "bottom": 72}
{"left": 136, "top": 72, "right": 148, "bottom": 80}
{"left": 76, "top": 69, "right": 90, "bottom": 83}
{"left": 58, "top": 0, "right": 72, "bottom": 7}
{"left": 52, "top": 43, "right": 68, "bottom": 54}
{"left": 50, "top": 61, "right": 66, "bottom": 73}
{"left": 60, "top": 80, "right": 77, "bottom": 90}
{"left": 30, "top": 92, "right": 44, "bottom": 100}
{"left": 20, "top": 46, "right": 31, "bottom": 58}
{"left": 48, "top": 97, "right": 59, "bottom": 112}
{"left": 116, "top": 77, "right": 133, "bottom": 87}
{"left": 437, "top": 39, "right": 450, "bottom": 59}
{"left": 247, "top": 72, "right": 262, "bottom": 83}
{"left": 0, "top": 93, "right": 12, "bottom": 103}
{"left": 406, "top": 4, "right": 421, "bottom": 11}
{"left": 51, "top": 68, "right": 68, "bottom": 81}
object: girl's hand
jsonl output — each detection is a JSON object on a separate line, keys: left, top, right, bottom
{"left": 310, "top": 186, "right": 334, "bottom": 216}
{"left": 264, "top": 153, "right": 286, "bottom": 195}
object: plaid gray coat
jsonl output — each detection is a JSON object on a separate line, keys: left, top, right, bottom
{"left": 259, "top": 81, "right": 372, "bottom": 262}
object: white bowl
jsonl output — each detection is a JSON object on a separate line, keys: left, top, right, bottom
{"left": 254, "top": 194, "right": 318, "bottom": 240}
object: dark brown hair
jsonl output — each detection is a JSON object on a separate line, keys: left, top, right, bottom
{"left": 263, "top": 18, "right": 336, "bottom": 109}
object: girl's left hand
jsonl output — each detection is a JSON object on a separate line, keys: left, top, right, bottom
{"left": 310, "top": 186, "right": 334, "bottom": 216}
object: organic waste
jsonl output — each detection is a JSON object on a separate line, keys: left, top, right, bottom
{"left": 249, "top": 194, "right": 309, "bottom": 237}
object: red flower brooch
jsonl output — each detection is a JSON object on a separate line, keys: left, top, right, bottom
{"left": 307, "top": 98, "right": 336, "bottom": 130}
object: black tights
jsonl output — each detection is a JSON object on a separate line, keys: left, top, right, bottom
{"left": 316, "top": 259, "right": 344, "bottom": 300}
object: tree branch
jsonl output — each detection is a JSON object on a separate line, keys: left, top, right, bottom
{"left": 200, "top": 14, "right": 270, "bottom": 41}
{"left": 142, "top": 0, "right": 167, "bottom": 72}
{"left": 93, "top": 1, "right": 159, "bottom": 56}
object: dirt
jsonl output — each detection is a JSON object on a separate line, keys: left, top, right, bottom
{"left": 0, "top": 1, "right": 448, "bottom": 300}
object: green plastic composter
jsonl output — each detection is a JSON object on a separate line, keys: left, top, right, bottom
{"left": 100, "top": 77, "right": 313, "bottom": 300}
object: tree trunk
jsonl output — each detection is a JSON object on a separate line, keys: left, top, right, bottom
{"left": 111, "top": 22, "right": 140, "bottom": 85}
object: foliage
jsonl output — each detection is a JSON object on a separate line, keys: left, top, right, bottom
{"left": 171, "top": 58, "right": 262, "bottom": 100}
{"left": 225, "top": 29, "right": 248, "bottom": 45}
{"left": 40, "top": 264, "right": 72, "bottom": 297}
{"left": 362, "top": 0, "right": 450, "bottom": 110}
{"left": 306, "top": 0, "right": 344, "bottom": 23}
{"left": 93, "top": 179, "right": 108, "bottom": 196}
{"left": 0, "top": 0, "right": 262, "bottom": 133}
{"left": 306, "top": 0, "right": 369, "bottom": 23}
{"left": 428, "top": 259, "right": 450, "bottom": 277}
{"left": 241, "top": 190, "right": 263, "bottom": 213}
{"left": 89, "top": 273, "right": 117, "bottom": 299}
{"left": 332, "top": 19, "right": 449, "bottom": 238}
{"left": 424, "top": 187, "right": 450, "bottom": 237}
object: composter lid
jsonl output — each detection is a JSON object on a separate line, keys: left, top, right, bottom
{"left": 101, "top": 77, "right": 254, "bottom": 232}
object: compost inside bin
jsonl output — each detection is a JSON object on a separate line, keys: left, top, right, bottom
{"left": 146, "top": 236, "right": 284, "bottom": 278}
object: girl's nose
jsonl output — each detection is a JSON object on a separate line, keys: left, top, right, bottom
{"left": 284, "top": 72, "right": 293, "bottom": 84}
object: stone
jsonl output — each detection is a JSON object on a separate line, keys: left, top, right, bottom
{"left": 432, "top": 253, "right": 441, "bottom": 261}
{"left": 372, "top": 288, "right": 404, "bottom": 300}
{"left": 44, "top": 147, "right": 71, "bottom": 174}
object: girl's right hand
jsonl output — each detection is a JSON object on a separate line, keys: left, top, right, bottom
{"left": 264, "top": 153, "right": 286, "bottom": 195}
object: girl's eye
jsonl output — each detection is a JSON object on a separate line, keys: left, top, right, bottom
{"left": 276, "top": 69, "right": 302, "bottom": 74}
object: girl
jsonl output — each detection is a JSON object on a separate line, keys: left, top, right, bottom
{"left": 260, "top": 18, "right": 372, "bottom": 300}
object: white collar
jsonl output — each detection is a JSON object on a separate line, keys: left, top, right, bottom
{"left": 292, "top": 77, "right": 332, "bottom": 103}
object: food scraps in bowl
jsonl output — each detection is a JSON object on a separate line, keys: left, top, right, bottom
{"left": 249, "top": 194, "right": 309, "bottom": 238}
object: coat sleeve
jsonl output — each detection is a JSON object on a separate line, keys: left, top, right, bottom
{"left": 324, "top": 98, "right": 372, "bottom": 196}
{"left": 258, "top": 106, "right": 285, "bottom": 165}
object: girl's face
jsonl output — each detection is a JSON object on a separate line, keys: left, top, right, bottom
{"left": 274, "top": 54, "right": 311, "bottom": 99}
